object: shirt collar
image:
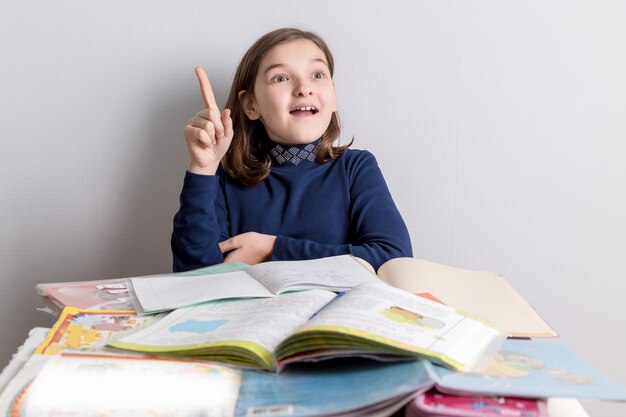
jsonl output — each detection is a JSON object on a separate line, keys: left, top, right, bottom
{"left": 269, "top": 139, "right": 321, "bottom": 166}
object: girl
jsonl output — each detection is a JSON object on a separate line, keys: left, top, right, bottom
{"left": 172, "top": 28, "right": 412, "bottom": 272}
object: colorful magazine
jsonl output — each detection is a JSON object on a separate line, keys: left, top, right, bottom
{"left": 35, "top": 307, "right": 160, "bottom": 356}
{"left": 405, "top": 389, "right": 548, "bottom": 417}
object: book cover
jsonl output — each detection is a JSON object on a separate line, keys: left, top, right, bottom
{"left": 35, "top": 307, "right": 161, "bottom": 356}
{"left": 431, "top": 338, "right": 626, "bottom": 401}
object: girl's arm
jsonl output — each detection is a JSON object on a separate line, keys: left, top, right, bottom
{"left": 272, "top": 151, "right": 413, "bottom": 271}
{"left": 172, "top": 68, "right": 234, "bottom": 272}
{"left": 171, "top": 172, "right": 230, "bottom": 272}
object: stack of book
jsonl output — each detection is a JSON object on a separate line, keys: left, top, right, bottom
{"left": 4, "top": 255, "right": 625, "bottom": 416}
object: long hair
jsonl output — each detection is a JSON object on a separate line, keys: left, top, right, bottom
{"left": 222, "top": 28, "right": 352, "bottom": 187}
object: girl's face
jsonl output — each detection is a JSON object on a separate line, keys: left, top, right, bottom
{"left": 242, "top": 39, "right": 337, "bottom": 145}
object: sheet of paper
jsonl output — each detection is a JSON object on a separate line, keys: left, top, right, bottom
{"left": 249, "top": 255, "right": 380, "bottom": 294}
{"left": 130, "top": 270, "right": 274, "bottom": 314}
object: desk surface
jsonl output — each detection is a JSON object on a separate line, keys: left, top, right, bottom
{"left": 1, "top": 327, "right": 591, "bottom": 417}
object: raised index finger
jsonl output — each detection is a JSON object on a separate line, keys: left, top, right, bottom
{"left": 195, "top": 66, "right": 219, "bottom": 110}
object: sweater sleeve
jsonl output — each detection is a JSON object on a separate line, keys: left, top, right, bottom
{"left": 171, "top": 171, "right": 230, "bottom": 272}
{"left": 272, "top": 151, "right": 412, "bottom": 271}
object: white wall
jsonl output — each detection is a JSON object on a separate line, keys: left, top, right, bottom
{"left": 1, "top": 1, "right": 624, "bottom": 415}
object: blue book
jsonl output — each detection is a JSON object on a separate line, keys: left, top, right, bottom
{"left": 236, "top": 339, "right": 626, "bottom": 417}
{"left": 429, "top": 338, "right": 626, "bottom": 401}
{"left": 237, "top": 359, "right": 431, "bottom": 417}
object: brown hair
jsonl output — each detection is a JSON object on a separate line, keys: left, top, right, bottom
{"left": 222, "top": 28, "right": 352, "bottom": 187}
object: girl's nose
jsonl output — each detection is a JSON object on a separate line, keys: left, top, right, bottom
{"left": 294, "top": 82, "right": 313, "bottom": 96}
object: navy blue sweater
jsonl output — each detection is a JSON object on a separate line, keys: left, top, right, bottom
{"left": 171, "top": 141, "right": 412, "bottom": 272}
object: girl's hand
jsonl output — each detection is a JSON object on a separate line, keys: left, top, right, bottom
{"left": 219, "top": 232, "right": 277, "bottom": 265}
{"left": 183, "top": 67, "right": 234, "bottom": 175}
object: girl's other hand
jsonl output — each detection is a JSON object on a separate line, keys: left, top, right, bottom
{"left": 219, "top": 232, "right": 277, "bottom": 265}
{"left": 183, "top": 67, "right": 234, "bottom": 175}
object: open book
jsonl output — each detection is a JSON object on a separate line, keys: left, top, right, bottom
{"left": 109, "top": 282, "right": 504, "bottom": 372}
{"left": 377, "top": 258, "right": 557, "bottom": 337}
{"left": 129, "top": 255, "right": 378, "bottom": 314}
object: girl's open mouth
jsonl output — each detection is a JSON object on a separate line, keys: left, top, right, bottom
{"left": 289, "top": 106, "right": 318, "bottom": 116}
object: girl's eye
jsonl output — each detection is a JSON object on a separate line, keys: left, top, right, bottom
{"left": 271, "top": 75, "right": 289, "bottom": 83}
{"left": 313, "top": 72, "right": 325, "bottom": 79}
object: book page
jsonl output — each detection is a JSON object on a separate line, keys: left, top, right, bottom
{"left": 378, "top": 258, "right": 557, "bottom": 337}
{"left": 248, "top": 255, "right": 380, "bottom": 294}
{"left": 290, "top": 283, "right": 503, "bottom": 372}
{"left": 112, "top": 290, "right": 336, "bottom": 362}
{"left": 130, "top": 270, "right": 273, "bottom": 314}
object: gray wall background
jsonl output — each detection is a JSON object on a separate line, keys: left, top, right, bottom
{"left": 1, "top": 1, "right": 624, "bottom": 415}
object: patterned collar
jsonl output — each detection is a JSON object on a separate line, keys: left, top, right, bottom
{"left": 269, "top": 141, "right": 319, "bottom": 166}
